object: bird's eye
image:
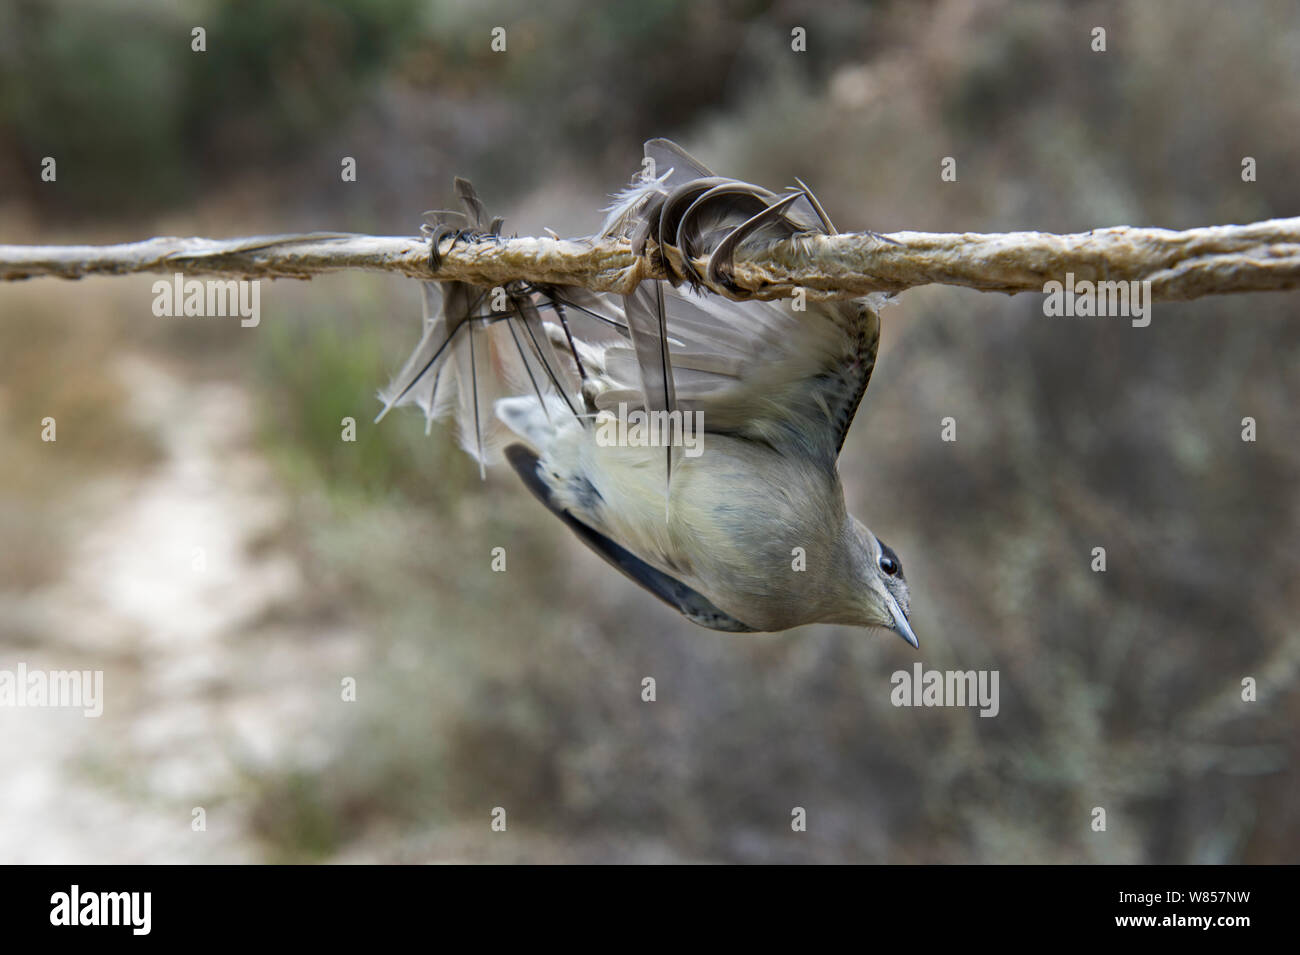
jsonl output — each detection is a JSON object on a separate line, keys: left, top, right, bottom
{"left": 879, "top": 554, "right": 899, "bottom": 576}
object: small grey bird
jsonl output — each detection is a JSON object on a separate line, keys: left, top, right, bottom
{"left": 378, "top": 139, "right": 916, "bottom": 647}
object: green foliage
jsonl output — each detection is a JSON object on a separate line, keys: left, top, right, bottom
{"left": 0, "top": 0, "right": 422, "bottom": 216}
{"left": 186, "top": 0, "right": 422, "bottom": 157}
{"left": 252, "top": 308, "right": 473, "bottom": 508}
{"left": 0, "top": 1, "right": 189, "bottom": 213}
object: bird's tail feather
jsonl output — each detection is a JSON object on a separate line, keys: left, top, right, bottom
{"left": 378, "top": 176, "right": 602, "bottom": 471}
{"left": 377, "top": 278, "right": 586, "bottom": 471}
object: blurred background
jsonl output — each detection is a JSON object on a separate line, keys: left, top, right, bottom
{"left": 0, "top": 0, "right": 1297, "bottom": 863}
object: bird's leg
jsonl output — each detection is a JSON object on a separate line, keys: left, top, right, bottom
{"left": 423, "top": 223, "right": 507, "bottom": 273}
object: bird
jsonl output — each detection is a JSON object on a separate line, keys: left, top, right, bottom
{"left": 377, "top": 138, "right": 917, "bottom": 647}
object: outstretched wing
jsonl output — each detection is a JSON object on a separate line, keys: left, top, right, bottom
{"left": 597, "top": 139, "right": 885, "bottom": 466}
{"left": 382, "top": 142, "right": 885, "bottom": 472}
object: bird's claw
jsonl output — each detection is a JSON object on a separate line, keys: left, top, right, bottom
{"left": 424, "top": 225, "right": 504, "bottom": 273}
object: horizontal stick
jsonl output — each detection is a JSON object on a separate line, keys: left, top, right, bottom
{"left": 3, "top": 216, "right": 1299, "bottom": 302}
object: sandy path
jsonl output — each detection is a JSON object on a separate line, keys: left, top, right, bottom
{"left": 0, "top": 354, "right": 360, "bottom": 863}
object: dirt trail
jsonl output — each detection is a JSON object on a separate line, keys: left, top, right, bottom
{"left": 1, "top": 354, "right": 359, "bottom": 863}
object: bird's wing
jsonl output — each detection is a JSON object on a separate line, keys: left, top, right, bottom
{"left": 383, "top": 144, "right": 885, "bottom": 471}
{"left": 597, "top": 139, "right": 884, "bottom": 465}
{"left": 644, "top": 137, "right": 715, "bottom": 186}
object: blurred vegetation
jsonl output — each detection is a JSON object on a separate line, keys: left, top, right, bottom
{"left": 0, "top": 283, "right": 161, "bottom": 594}
{"left": 0, "top": 0, "right": 421, "bottom": 217}
{"left": 254, "top": 307, "right": 464, "bottom": 508}
{"left": 0, "top": 0, "right": 1297, "bottom": 863}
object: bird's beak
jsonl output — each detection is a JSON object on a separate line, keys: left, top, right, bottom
{"left": 885, "top": 593, "right": 919, "bottom": 649}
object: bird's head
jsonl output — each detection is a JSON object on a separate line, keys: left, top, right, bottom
{"left": 841, "top": 518, "right": 917, "bottom": 648}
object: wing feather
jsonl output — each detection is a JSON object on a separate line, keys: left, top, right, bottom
{"left": 588, "top": 139, "right": 885, "bottom": 462}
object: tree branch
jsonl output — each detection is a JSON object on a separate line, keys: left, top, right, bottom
{"left": 3, "top": 216, "right": 1299, "bottom": 302}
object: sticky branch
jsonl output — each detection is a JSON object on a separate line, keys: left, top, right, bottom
{"left": 3, "top": 216, "right": 1299, "bottom": 302}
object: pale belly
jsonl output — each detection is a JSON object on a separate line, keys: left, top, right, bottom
{"left": 561, "top": 430, "right": 853, "bottom": 631}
